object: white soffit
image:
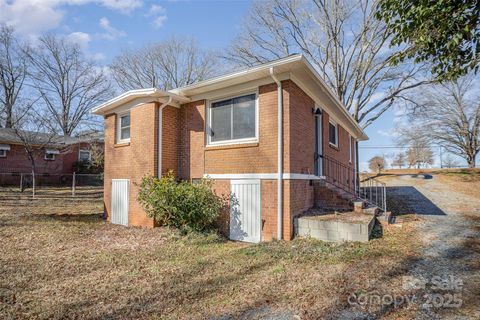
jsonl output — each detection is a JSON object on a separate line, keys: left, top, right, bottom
{"left": 91, "top": 88, "right": 191, "bottom": 116}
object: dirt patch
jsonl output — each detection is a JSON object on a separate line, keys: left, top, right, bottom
{"left": 0, "top": 191, "right": 422, "bottom": 320}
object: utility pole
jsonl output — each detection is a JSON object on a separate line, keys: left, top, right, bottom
{"left": 439, "top": 146, "right": 443, "bottom": 168}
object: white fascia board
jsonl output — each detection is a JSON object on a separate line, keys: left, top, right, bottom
{"left": 91, "top": 88, "right": 190, "bottom": 115}
{"left": 170, "top": 54, "right": 304, "bottom": 96}
{"left": 298, "top": 57, "right": 368, "bottom": 140}
{"left": 204, "top": 173, "right": 326, "bottom": 180}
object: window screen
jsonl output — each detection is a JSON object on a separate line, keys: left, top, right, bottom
{"left": 329, "top": 122, "right": 338, "bottom": 146}
{"left": 120, "top": 114, "right": 130, "bottom": 141}
{"left": 210, "top": 94, "right": 256, "bottom": 143}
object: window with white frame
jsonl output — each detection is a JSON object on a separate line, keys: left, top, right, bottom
{"left": 208, "top": 93, "right": 257, "bottom": 144}
{"left": 117, "top": 112, "right": 131, "bottom": 143}
{"left": 79, "top": 150, "right": 91, "bottom": 162}
{"left": 329, "top": 120, "right": 338, "bottom": 147}
{"left": 0, "top": 144, "right": 10, "bottom": 157}
{"left": 44, "top": 149, "right": 58, "bottom": 161}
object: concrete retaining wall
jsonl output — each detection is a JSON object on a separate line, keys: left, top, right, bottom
{"left": 294, "top": 215, "right": 376, "bottom": 242}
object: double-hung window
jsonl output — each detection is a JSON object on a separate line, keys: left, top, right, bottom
{"left": 208, "top": 93, "right": 257, "bottom": 145}
{"left": 118, "top": 112, "right": 131, "bottom": 143}
{"left": 329, "top": 120, "right": 338, "bottom": 147}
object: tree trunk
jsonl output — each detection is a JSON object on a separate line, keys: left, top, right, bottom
{"left": 467, "top": 155, "right": 476, "bottom": 168}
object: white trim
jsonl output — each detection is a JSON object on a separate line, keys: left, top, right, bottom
{"left": 328, "top": 119, "right": 339, "bottom": 148}
{"left": 91, "top": 88, "right": 190, "bottom": 115}
{"left": 348, "top": 133, "right": 352, "bottom": 163}
{"left": 44, "top": 152, "right": 56, "bottom": 161}
{"left": 170, "top": 54, "right": 367, "bottom": 141}
{"left": 170, "top": 55, "right": 303, "bottom": 95}
{"left": 117, "top": 111, "right": 131, "bottom": 144}
{"left": 206, "top": 91, "right": 259, "bottom": 146}
{"left": 0, "top": 149, "right": 6, "bottom": 158}
{"left": 0, "top": 144, "right": 11, "bottom": 151}
{"left": 204, "top": 173, "right": 326, "bottom": 180}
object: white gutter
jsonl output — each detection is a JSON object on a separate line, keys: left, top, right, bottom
{"left": 270, "top": 67, "right": 283, "bottom": 240}
{"left": 158, "top": 96, "right": 172, "bottom": 178}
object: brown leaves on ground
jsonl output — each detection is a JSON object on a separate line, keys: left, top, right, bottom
{"left": 0, "top": 191, "right": 422, "bottom": 320}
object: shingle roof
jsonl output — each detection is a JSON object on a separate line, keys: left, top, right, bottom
{"left": 0, "top": 128, "right": 103, "bottom": 146}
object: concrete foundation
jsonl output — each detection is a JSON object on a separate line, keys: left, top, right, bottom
{"left": 294, "top": 212, "right": 376, "bottom": 242}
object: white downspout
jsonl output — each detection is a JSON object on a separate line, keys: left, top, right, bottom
{"left": 270, "top": 67, "right": 283, "bottom": 240}
{"left": 158, "top": 96, "right": 173, "bottom": 178}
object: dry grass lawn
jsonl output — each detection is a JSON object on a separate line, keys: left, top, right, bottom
{"left": 0, "top": 189, "right": 422, "bottom": 320}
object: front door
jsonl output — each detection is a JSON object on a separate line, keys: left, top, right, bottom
{"left": 315, "top": 112, "right": 323, "bottom": 176}
{"left": 230, "top": 180, "right": 261, "bottom": 243}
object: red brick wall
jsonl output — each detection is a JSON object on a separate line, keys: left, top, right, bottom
{"left": 0, "top": 144, "right": 64, "bottom": 174}
{"left": 101, "top": 78, "right": 358, "bottom": 236}
{"left": 103, "top": 102, "right": 158, "bottom": 227}
{"left": 178, "top": 100, "right": 205, "bottom": 180}
{"left": 161, "top": 106, "right": 180, "bottom": 175}
{"left": 0, "top": 142, "right": 101, "bottom": 175}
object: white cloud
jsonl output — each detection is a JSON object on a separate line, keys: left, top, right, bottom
{"left": 66, "top": 31, "right": 91, "bottom": 49}
{"left": 98, "top": 17, "right": 126, "bottom": 40}
{"left": 101, "top": 0, "right": 142, "bottom": 13}
{"left": 0, "top": 0, "right": 142, "bottom": 37}
{"left": 146, "top": 4, "right": 167, "bottom": 29}
{"left": 0, "top": 0, "right": 64, "bottom": 37}
{"left": 377, "top": 129, "right": 398, "bottom": 138}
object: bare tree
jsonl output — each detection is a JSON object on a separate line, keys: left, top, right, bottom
{"left": 9, "top": 109, "right": 60, "bottom": 196}
{"left": 398, "top": 76, "right": 480, "bottom": 168}
{"left": 391, "top": 152, "right": 406, "bottom": 169}
{"left": 0, "top": 24, "right": 29, "bottom": 128}
{"left": 110, "top": 37, "right": 220, "bottom": 91}
{"left": 369, "top": 155, "right": 385, "bottom": 173}
{"left": 27, "top": 34, "right": 112, "bottom": 137}
{"left": 404, "top": 144, "right": 434, "bottom": 169}
{"left": 443, "top": 155, "right": 460, "bottom": 169}
{"left": 224, "top": 0, "right": 429, "bottom": 128}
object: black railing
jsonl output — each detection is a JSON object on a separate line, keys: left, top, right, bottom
{"left": 359, "top": 175, "right": 387, "bottom": 212}
{"left": 318, "top": 154, "right": 357, "bottom": 195}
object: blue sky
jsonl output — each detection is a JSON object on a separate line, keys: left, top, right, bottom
{"left": 0, "top": 0, "right": 473, "bottom": 169}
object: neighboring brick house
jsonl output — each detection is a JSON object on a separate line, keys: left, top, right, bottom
{"left": 92, "top": 54, "right": 368, "bottom": 242}
{"left": 0, "top": 128, "right": 103, "bottom": 180}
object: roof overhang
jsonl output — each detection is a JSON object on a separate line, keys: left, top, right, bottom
{"left": 170, "top": 54, "right": 368, "bottom": 140}
{"left": 91, "top": 55, "right": 367, "bottom": 140}
{"left": 91, "top": 88, "right": 191, "bottom": 116}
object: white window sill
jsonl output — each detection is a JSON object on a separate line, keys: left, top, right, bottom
{"left": 207, "top": 138, "right": 258, "bottom": 148}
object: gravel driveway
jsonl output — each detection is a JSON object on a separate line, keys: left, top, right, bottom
{"left": 384, "top": 175, "right": 480, "bottom": 319}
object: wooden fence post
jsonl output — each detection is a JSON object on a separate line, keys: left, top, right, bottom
{"left": 72, "top": 172, "right": 76, "bottom": 197}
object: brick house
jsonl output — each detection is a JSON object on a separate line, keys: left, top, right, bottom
{"left": 0, "top": 128, "right": 103, "bottom": 182}
{"left": 92, "top": 54, "right": 368, "bottom": 242}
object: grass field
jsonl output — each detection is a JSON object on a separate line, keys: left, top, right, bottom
{"left": 0, "top": 191, "right": 421, "bottom": 319}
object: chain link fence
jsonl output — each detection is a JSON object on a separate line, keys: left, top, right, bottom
{"left": 0, "top": 173, "right": 103, "bottom": 200}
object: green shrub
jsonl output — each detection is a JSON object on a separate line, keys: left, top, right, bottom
{"left": 137, "top": 172, "right": 228, "bottom": 232}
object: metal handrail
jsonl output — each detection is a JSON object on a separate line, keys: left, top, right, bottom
{"left": 319, "top": 154, "right": 356, "bottom": 195}
{"left": 358, "top": 176, "right": 387, "bottom": 212}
